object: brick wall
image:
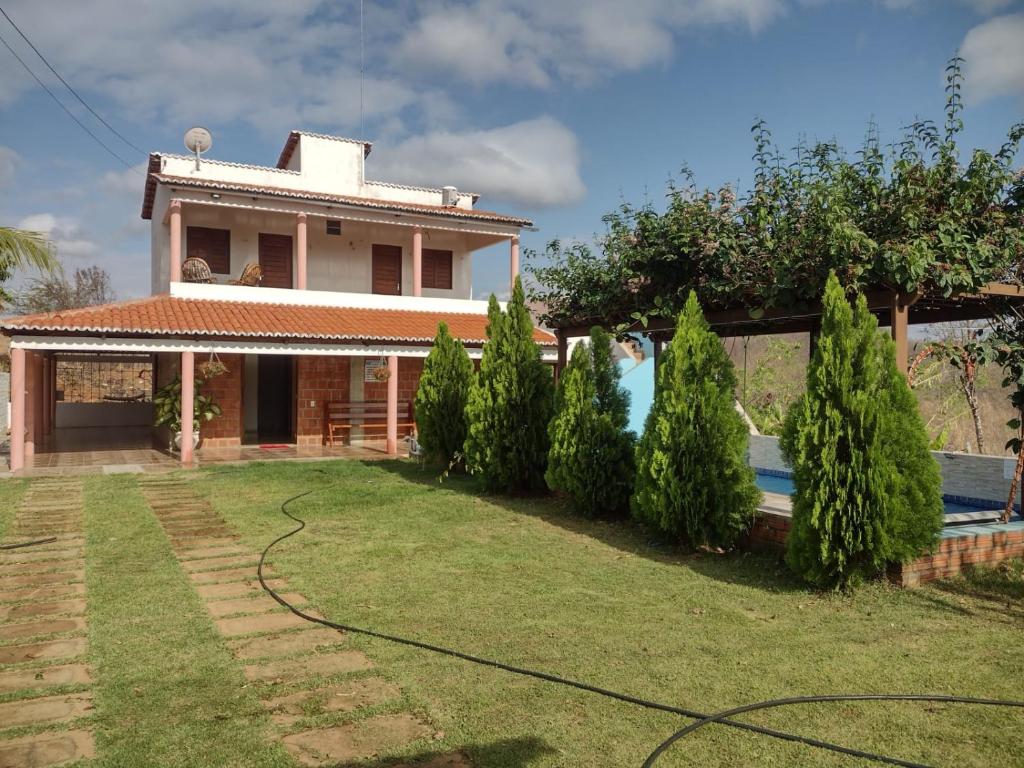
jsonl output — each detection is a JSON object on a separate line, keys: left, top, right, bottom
{"left": 197, "top": 354, "right": 243, "bottom": 447}
{"left": 363, "top": 357, "right": 424, "bottom": 406}
{"left": 295, "top": 356, "right": 351, "bottom": 446}
{"left": 742, "top": 510, "right": 791, "bottom": 552}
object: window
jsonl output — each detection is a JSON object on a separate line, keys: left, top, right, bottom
{"left": 187, "top": 226, "right": 230, "bottom": 274}
{"left": 422, "top": 249, "right": 453, "bottom": 290}
{"left": 326, "top": 219, "right": 342, "bottom": 235}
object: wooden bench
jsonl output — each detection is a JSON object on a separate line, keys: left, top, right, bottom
{"left": 324, "top": 400, "right": 416, "bottom": 446}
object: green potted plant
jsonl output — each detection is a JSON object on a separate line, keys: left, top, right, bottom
{"left": 153, "top": 375, "right": 222, "bottom": 451}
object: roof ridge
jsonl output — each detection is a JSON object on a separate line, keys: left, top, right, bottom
{"left": 170, "top": 294, "right": 491, "bottom": 317}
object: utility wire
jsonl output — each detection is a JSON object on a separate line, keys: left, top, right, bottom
{"left": 0, "top": 5, "right": 146, "bottom": 156}
{"left": 0, "top": 30, "right": 138, "bottom": 170}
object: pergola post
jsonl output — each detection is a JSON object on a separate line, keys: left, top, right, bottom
{"left": 510, "top": 235, "right": 520, "bottom": 290}
{"left": 412, "top": 227, "right": 423, "bottom": 297}
{"left": 555, "top": 331, "right": 567, "bottom": 384}
{"left": 9, "top": 347, "right": 25, "bottom": 471}
{"left": 180, "top": 350, "right": 195, "bottom": 466}
{"left": 296, "top": 212, "right": 308, "bottom": 290}
{"left": 169, "top": 199, "right": 183, "bottom": 284}
{"left": 386, "top": 355, "right": 399, "bottom": 455}
{"left": 891, "top": 292, "right": 909, "bottom": 379}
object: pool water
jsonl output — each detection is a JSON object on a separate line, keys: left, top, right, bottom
{"left": 754, "top": 472, "right": 1002, "bottom": 523}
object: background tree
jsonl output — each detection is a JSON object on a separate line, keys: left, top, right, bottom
{"left": 632, "top": 291, "right": 760, "bottom": 547}
{"left": 414, "top": 322, "right": 473, "bottom": 467}
{"left": 0, "top": 226, "right": 57, "bottom": 308}
{"left": 990, "top": 304, "right": 1024, "bottom": 522}
{"left": 464, "top": 277, "right": 554, "bottom": 493}
{"left": 546, "top": 328, "right": 635, "bottom": 516}
{"left": 13, "top": 264, "right": 114, "bottom": 314}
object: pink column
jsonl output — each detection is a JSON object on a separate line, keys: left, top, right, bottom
{"left": 296, "top": 212, "right": 308, "bottom": 290}
{"left": 41, "top": 356, "right": 50, "bottom": 436}
{"left": 169, "top": 199, "right": 182, "bottom": 284}
{"left": 180, "top": 350, "right": 195, "bottom": 466}
{"left": 386, "top": 355, "right": 399, "bottom": 455}
{"left": 412, "top": 227, "right": 423, "bottom": 297}
{"left": 9, "top": 347, "right": 25, "bottom": 471}
{"left": 50, "top": 357, "right": 57, "bottom": 431}
{"left": 24, "top": 353, "right": 37, "bottom": 457}
{"left": 510, "top": 235, "right": 520, "bottom": 290}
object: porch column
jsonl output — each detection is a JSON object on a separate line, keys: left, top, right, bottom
{"left": 180, "top": 350, "right": 195, "bottom": 466}
{"left": 24, "top": 352, "right": 38, "bottom": 457}
{"left": 386, "top": 355, "right": 399, "bottom": 455}
{"left": 169, "top": 199, "right": 183, "bottom": 284}
{"left": 50, "top": 356, "right": 57, "bottom": 432}
{"left": 296, "top": 212, "right": 308, "bottom": 290}
{"left": 412, "top": 227, "right": 423, "bottom": 297}
{"left": 510, "top": 235, "right": 520, "bottom": 290}
{"left": 9, "top": 347, "right": 25, "bottom": 471}
{"left": 41, "top": 356, "right": 50, "bottom": 435}
{"left": 890, "top": 292, "right": 909, "bottom": 380}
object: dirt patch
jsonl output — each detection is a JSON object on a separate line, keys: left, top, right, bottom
{"left": 0, "top": 728, "right": 94, "bottom": 767}
{"left": 265, "top": 677, "right": 401, "bottom": 726}
{"left": 0, "top": 664, "right": 91, "bottom": 694}
{"left": 215, "top": 611, "right": 313, "bottom": 637}
{"left": 0, "top": 637, "right": 87, "bottom": 664}
{"left": 0, "top": 617, "right": 86, "bottom": 641}
{"left": 228, "top": 627, "right": 346, "bottom": 660}
{"left": 0, "top": 599, "right": 86, "bottom": 621}
{"left": 195, "top": 579, "right": 288, "bottom": 600}
{"left": 207, "top": 593, "right": 306, "bottom": 618}
{"left": 282, "top": 713, "right": 432, "bottom": 766}
{"left": 243, "top": 650, "right": 373, "bottom": 683}
{"left": 0, "top": 584, "right": 85, "bottom": 604}
{"left": 183, "top": 555, "right": 259, "bottom": 573}
{"left": 0, "top": 692, "right": 93, "bottom": 728}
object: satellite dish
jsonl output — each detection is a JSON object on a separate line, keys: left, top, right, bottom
{"left": 184, "top": 126, "right": 212, "bottom": 170}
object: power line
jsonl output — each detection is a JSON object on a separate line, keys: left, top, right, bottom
{"left": 0, "top": 5, "right": 146, "bottom": 156}
{"left": 0, "top": 29, "right": 139, "bottom": 171}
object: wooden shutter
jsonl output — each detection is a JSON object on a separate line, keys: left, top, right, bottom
{"left": 422, "top": 249, "right": 453, "bottom": 290}
{"left": 372, "top": 244, "right": 402, "bottom": 295}
{"left": 187, "top": 227, "right": 231, "bottom": 274}
{"left": 258, "top": 233, "right": 293, "bottom": 289}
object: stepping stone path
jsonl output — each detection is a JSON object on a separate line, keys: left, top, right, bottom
{"left": 0, "top": 479, "right": 94, "bottom": 768}
{"left": 138, "top": 476, "right": 462, "bottom": 767}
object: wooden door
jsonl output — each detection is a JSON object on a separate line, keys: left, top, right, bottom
{"left": 259, "top": 233, "right": 293, "bottom": 289}
{"left": 257, "top": 355, "right": 293, "bottom": 443}
{"left": 372, "top": 244, "right": 402, "bottom": 295}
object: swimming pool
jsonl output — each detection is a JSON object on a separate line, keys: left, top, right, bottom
{"left": 754, "top": 471, "right": 1003, "bottom": 524}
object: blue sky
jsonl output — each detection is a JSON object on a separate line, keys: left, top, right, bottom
{"left": 1, "top": 0, "right": 1022, "bottom": 301}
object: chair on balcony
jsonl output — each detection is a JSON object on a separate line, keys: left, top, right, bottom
{"left": 182, "top": 256, "right": 215, "bottom": 284}
{"left": 229, "top": 262, "right": 263, "bottom": 286}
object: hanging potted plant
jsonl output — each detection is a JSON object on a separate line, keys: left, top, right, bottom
{"left": 153, "top": 376, "right": 222, "bottom": 451}
{"left": 372, "top": 357, "right": 391, "bottom": 382}
{"left": 198, "top": 351, "right": 229, "bottom": 379}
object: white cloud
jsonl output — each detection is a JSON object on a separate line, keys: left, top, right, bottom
{"left": 882, "top": 0, "right": 1013, "bottom": 11}
{"left": 99, "top": 164, "right": 148, "bottom": 197}
{"left": 0, "top": 146, "right": 18, "bottom": 187}
{"left": 17, "top": 213, "right": 100, "bottom": 260}
{"left": 371, "top": 116, "right": 586, "bottom": 207}
{"left": 960, "top": 12, "right": 1024, "bottom": 104}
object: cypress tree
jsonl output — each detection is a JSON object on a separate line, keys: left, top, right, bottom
{"left": 464, "top": 277, "right": 554, "bottom": 493}
{"left": 414, "top": 321, "right": 474, "bottom": 467}
{"left": 632, "top": 291, "right": 760, "bottom": 546}
{"left": 546, "top": 329, "right": 635, "bottom": 516}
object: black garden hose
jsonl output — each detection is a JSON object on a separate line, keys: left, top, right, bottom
{"left": 259, "top": 488, "right": 1024, "bottom": 767}
{"left": 0, "top": 536, "right": 57, "bottom": 550}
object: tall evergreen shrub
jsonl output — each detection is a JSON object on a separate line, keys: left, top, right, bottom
{"left": 464, "top": 277, "right": 554, "bottom": 493}
{"left": 632, "top": 292, "right": 760, "bottom": 546}
{"left": 546, "top": 328, "right": 635, "bottom": 516}
{"left": 781, "top": 273, "right": 942, "bottom": 588}
{"left": 414, "top": 322, "right": 473, "bottom": 467}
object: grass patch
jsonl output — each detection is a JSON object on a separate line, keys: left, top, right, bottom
{"left": 0, "top": 477, "right": 26, "bottom": 540}
{"left": 83, "top": 475, "right": 290, "bottom": 767}
{"left": 188, "top": 460, "right": 1024, "bottom": 767}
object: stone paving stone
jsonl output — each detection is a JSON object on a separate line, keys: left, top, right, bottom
{"left": 215, "top": 611, "right": 313, "bottom": 637}
{"left": 0, "top": 560, "right": 83, "bottom": 577}
{"left": 0, "top": 616, "right": 86, "bottom": 641}
{"left": 243, "top": 650, "right": 373, "bottom": 683}
{"left": 0, "top": 692, "right": 93, "bottom": 729}
{"left": 0, "top": 598, "right": 86, "bottom": 622}
{"left": 190, "top": 566, "right": 273, "bottom": 585}
{"left": 281, "top": 714, "right": 432, "bottom": 766}
{"left": 0, "top": 584, "right": 85, "bottom": 604}
{"left": 0, "top": 728, "right": 94, "bottom": 768}
{"left": 0, "top": 570, "right": 85, "bottom": 588}
{"left": 0, "top": 548, "right": 83, "bottom": 565}
{"left": 0, "top": 663, "right": 91, "bottom": 694}
{"left": 228, "top": 627, "right": 347, "bottom": 661}
{"left": 265, "top": 677, "right": 401, "bottom": 726}
{"left": 182, "top": 555, "right": 259, "bottom": 573}
{"left": 177, "top": 545, "right": 248, "bottom": 560}
{"left": 170, "top": 537, "right": 239, "bottom": 552}
{"left": 206, "top": 593, "right": 306, "bottom": 618}
{"left": 0, "top": 637, "right": 87, "bottom": 664}
{"left": 195, "top": 579, "right": 288, "bottom": 600}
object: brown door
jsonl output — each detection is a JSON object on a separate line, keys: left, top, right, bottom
{"left": 259, "top": 233, "right": 293, "bottom": 289}
{"left": 372, "top": 244, "right": 402, "bottom": 295}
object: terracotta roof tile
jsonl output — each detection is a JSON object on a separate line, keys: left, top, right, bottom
{"left": 2, "top": 295, "right": 556, "bottom": 346}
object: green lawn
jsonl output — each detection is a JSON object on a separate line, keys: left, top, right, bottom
{"left": 5, "top": 461, "right": 1023, "bottom": 766}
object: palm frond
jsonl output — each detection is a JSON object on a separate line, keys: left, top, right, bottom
{"left": 0, "top": 226, "right": 57, "bottom": 273}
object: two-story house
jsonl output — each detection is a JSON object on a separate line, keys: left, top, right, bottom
{"left": 3, "top": 130, "right": 557, "bottom": 471}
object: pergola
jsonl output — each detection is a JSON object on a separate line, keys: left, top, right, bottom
{"left": 550, "top": 282, "right": 1024, "bottom": 376}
